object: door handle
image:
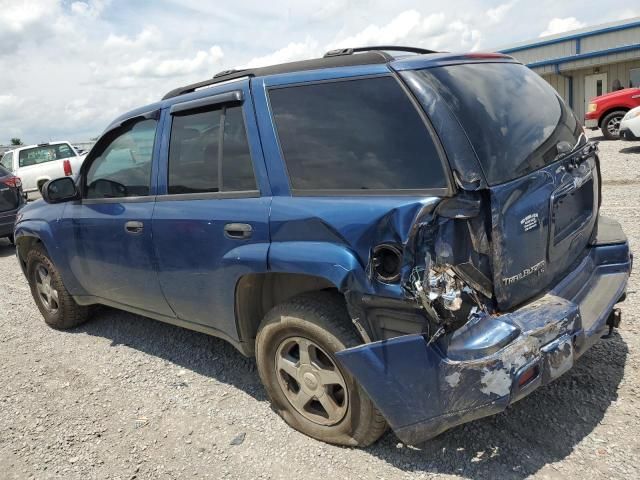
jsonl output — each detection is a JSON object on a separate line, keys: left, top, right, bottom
{"left": 124, "top": 221, "right": 144, "bottom": 234}
{"left": 224, "top": 223, "right": 252, "bottom": 239}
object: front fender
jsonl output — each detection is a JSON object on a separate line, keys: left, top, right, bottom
{"left": 14, "top": 219, "right": 86, "bottom": 295}
{"left": 268, "top": 241, "right": 367, "bottom": 292}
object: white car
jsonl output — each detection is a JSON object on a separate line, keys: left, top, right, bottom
{"left": 0, "top": 142, "right": 86, "bottom": 198}
{"left": 620, "top": 106, "right": 640, "bottom": 141}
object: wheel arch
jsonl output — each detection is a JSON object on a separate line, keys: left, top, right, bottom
{"left": 36, "top": 176, "right": 52, "bottom": 192}
{"left": 15, "top": 221, "right": 84, "bottom": 294}
{"left": 598, "top": 107, "right": 630, "bottom": 129}
{"left": 235, "top": 272, "right": 345, "bottom": 356}
{"left": 15, "top": 232, "right": 44, "bottom": 274}
{"left": 235, "top": 242, "right": 369, "bottom": 356}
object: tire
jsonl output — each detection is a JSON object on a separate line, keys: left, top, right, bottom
{"left": 601, "top": 110, "right": 626, "bottom": 140}
{"left": 26, "top": 245, "right": 88, "bottom": 329}
{"left": 256, "top": 291, "right": 387, "bottom": 447}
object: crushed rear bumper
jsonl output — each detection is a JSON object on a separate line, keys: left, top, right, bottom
{"left": 336, "top": 217, "right": 632, "bottom": 445}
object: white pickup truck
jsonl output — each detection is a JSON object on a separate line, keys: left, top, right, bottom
{"left": 0, "top": 142, "right": 86, "bottom": 199}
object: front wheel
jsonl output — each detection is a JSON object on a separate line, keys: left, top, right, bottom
{"left": 601, "top": 110, "right": 626, "bottom": 140}
{"left": 26, "top": 245, "right": 88, "bottom": 329}
{"left": 255, "top": 292, "right": 387, "bottom": 447}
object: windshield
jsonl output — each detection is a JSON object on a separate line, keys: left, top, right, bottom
{"left": 411, "top": 63, "right": 582, "bottom": 185}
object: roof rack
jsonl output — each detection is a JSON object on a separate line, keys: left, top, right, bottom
{"left": 162, "top": 47, "right": 436, "bottom": 101}
{"left": 323, "top": 46, "right": 437, "bottom": 58}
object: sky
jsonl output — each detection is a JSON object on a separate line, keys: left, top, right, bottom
{"left": 1, "top": 0, "right": 638, "bottom": 144}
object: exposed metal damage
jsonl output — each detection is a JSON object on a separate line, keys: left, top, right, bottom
{"left": 398, "top": 191, "right": 496, "bottom": 345}
{"left": 336, "top": 145, "right": 630, "bottom": 445}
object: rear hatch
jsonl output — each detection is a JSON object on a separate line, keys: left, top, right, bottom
{"left": 406, "top": 61, "right": 596, "bottom": 310}
{"left": 0, "top": 165, "right": 22, "bottom": 213}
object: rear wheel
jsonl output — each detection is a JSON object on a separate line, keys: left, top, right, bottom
{"left": 255, "top": 292, "right": 387, "bottom": 447}
{"left": 26, "top": 245, "right": 88, "bottom": 329}
{"left": 601, "top": 110, "right": 626, "bottom": 140}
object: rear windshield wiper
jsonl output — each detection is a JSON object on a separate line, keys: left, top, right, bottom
{"left": 554, "top": 132, "right": 587, "bottom": 162}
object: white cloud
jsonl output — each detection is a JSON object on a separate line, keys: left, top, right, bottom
{"left": 104, "top": 26, "right": 161, "bottom": 49}
{"left": 487, "top": 1, "right": 517, "bottom": 23}
{"left": 0, "top": 94, "right": 23, "bottom": 109}
{"left": 0, "top": 0, "right": 58, "bottom": 32}
{"left": 0, "top": 0, "right": 638, "bottom": 144}
{"left": 70, "top": 0, "right": 109, "bottom": 19}
{"left": 327, "top": 10, "right": 481, "bottom": 52}
{"left": 540, "top": 17, "right": 586, "bottom": 37}
{"left": 120, "top": 45, "right": 224, "bottom": 78}
{"left": 243, "top": 9, "right": 482, "bottom": 70}
{"left": 243, "top": 38, "right": 320, "bottom": 68}
{"left": 328, "top": 10, "right": 423, "bottom": 48}
{"left": 312, "top": 0, "right": 349, "bottom": 21}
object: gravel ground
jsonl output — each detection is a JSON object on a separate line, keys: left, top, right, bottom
{"left": 1, "top": 132, "right": 638, "bottom": 480}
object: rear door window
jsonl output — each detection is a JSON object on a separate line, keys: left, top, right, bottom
{"left": 168, "top": 105, "right": 257, "bottom": 194}
{"left": 268, "top": 76, "right": 447, "bottom": 193}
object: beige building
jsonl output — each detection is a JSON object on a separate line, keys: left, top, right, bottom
{"left": 498, "top": 17, "right": 640, "bottom": 121}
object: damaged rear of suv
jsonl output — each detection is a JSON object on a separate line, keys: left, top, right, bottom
{"left": 17, "top": 47, "right": 631, "bottom": 447}
{"left": 333, "top": 53, "right": 632, "bottom": 445}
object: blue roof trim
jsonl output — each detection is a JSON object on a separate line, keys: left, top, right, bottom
{"left": 526, "top": 43, "right": 640, "bottom": 69}
{"left": 499, "top": 20, "right": 640, "bottom": 53}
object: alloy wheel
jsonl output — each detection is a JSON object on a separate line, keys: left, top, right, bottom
{"left": 607, "top": 116, "right": 622, "bottom": 136}
{"left": 275, "top": 336, "right": 348, "bottom": 426}
{"left": 35, "top": 264, "right": 59, "bottom": 313}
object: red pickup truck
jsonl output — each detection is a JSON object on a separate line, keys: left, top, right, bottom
{"left": 585, "top": 87, "right": 640, "bottom": 139}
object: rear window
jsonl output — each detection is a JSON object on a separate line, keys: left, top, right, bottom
{"left": 0, "top": 151, "right": 13, "bottom": 171}
{"left": 0, "top": 164, "right": 10, "bottom": 176}
{"left": 412, "top": 63, "right": 582, "bottom": 185}
{"left": 269, "top": 76, "right": 447, "bottom": 192}
{"left": 18, "top": 143, "right": 75, "bottom": 168}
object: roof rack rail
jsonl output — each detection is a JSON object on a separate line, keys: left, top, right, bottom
{"left": 323, "top": 46, "right": 437, "bottom": 58}
{"left": 162, "top": 48, "right": 422, "bottom": 101}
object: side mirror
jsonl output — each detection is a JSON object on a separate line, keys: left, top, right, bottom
{"left": 42, "top": 177, "right": 78, "bottom": 204}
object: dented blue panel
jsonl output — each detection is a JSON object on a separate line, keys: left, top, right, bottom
{"left": 337, "top": 238, "right": 630, "bottom": 445}
{"left": 489, "top": 152, "right": 599, "bottom": 310}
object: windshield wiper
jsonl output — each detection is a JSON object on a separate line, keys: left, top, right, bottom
{"left": 553, "top": 132, "right": 587, "bottom": 162}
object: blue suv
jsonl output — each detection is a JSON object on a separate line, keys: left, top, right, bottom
{"left": 15, "top": 47, "right": 631, "bottom": 447}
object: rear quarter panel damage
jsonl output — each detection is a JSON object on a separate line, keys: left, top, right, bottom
{"left": 336, "top": 294, "right": 582, "bottom": 445}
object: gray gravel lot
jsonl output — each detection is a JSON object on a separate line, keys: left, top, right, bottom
{"left": 1, "top": 132, "right": 639, "bottom": 479}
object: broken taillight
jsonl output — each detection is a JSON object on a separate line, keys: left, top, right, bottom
{"left": 1, "top": 176, "right": 22, "bottom": 188}
{"left": 517, "top": 365, "right": 539, "bottom": 388}
{"left": 63, "top": 159, "right": 73, "bottom": 176}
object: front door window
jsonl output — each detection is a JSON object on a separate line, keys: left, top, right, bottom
{"left": 84, "top": 118, "right": 157, "bottom": 199}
